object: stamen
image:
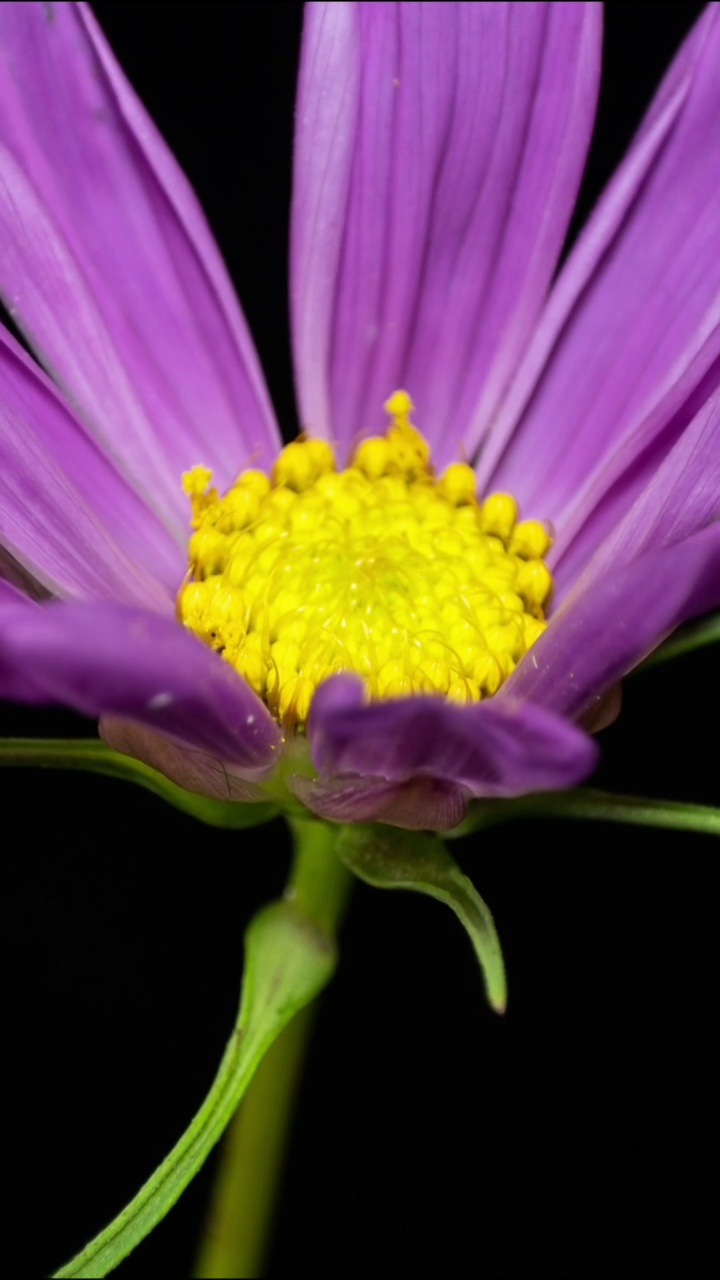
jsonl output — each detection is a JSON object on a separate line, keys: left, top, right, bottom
{"left": 178, "top": 392, "right": 553, "bottom": 732}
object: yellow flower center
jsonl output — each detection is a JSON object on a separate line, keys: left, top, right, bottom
{"left": 178, "top": 391, "right": 552, "bottom": 731}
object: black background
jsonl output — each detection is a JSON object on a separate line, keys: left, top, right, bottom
{"left": 3, "top": 4, "right": 717, "bottom": 1277}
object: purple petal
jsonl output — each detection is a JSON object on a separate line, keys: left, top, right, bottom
{"left": 506, "top": 522, "right": 720, "bottom": 723}
{"left": 290, "top": 1, "right": 360, "bottom": 448}
{"left": 288, "top": 771, "right": 468, "bottom": 831}
{"left": 559, "top": 388, "right": 720, "bottom": 591}
{"left": 0, "top": 599, "right": 281, "bottom": 771}
{"left": 0, "top": 2, "right": 280, "bottom": 531}
{"left": 0, "top": 330, "right": 181, "bottom": 606}
{"left": 100, "top": 718, "right": 269, "bottom": 803}
{"left": 308, "top": 674, "right": 597, "bottom": 800}
{"left": 292, "top": 2, "right": 601, "bottom": 463}
{"left": 0, "top": 576, "right": 33, "bottom": 607}
{"left": 0, "top": 547, "right": 48, "bottom": 600}
{"left": 479, "top": 6, "right": 720, "bottom": 568}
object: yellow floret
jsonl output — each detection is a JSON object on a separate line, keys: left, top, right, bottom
{"left": 437, "top": 463, "right": 478, "bottom": 506}
{"left": 480, "top": 493, "right": 518, "bottom": 543}
{"left": 510, "top": 519, "right": 552, "bottom": 560}
{"left": 178, "top": 392, "right": 554, "bottom": 732}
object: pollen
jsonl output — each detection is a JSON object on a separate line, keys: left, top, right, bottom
{"left": 178, "top": 392, "right": 553, "bottom": 732}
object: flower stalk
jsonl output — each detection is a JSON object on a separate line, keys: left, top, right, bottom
{"left": 194, "top": 1004, "right": 317, "bottom": 1278}
{"left": 195, "top": 819, "right": 352, "bottom": 1278}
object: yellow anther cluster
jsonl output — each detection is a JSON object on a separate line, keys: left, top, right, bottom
{"left": 178, "top": 392, "right": 553, "bottom": 732}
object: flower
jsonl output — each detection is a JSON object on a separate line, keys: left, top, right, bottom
{"left": 0, "top": 1, "right": 718, "bottom": 831}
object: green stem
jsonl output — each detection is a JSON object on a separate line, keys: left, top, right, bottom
{"left": 285, "top": 815, "right": 355, "bottom": 935}
{"left": 194, "top": 818, "right": 352, "bottom": 1279}
{"left": 194, "top": 1006, "right": 315, "bottom": 1279}
{"left": 451, "top": 787, "right": 720, "bottom": 838}
{"left": 518, "top": 788, "right": 720, "bottom": 833}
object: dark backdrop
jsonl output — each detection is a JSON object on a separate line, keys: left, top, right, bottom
{"left": 3, "top": 4, "right": 716, "bottom": 1277}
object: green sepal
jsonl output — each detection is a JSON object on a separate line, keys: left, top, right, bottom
{"left": 53, "top": 891, "right": 341, "bottom": 1277}
{"left": 336, "top": 824, "right": 506, "bottom": 1014}
{"left": 0, "top": 738, "right": 277, "bottom": 828}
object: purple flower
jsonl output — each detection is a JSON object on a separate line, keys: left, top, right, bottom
{"left": 0, "top": 2, "right": 718, "bottom": 831}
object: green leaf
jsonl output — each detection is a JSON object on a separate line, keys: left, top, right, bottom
{"left": 336, "top": 825, "right": 506, "bottom": 1013}
{"left": 0, "top": 738, "right": 277, "bottom": 828}
{"left": 52, "top": 822, "right": 351, "bottom": 1279}
{"left": 635, "top": 610, "right": 720, "bottom": 671}
{"left": 452, "top": 787, "right": 720, "bottom": 838}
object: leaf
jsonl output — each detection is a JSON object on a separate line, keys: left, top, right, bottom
{"left": 53, "top": 898, "right": 338, "bottom": 1278}
{"left": 0, "top": 738, "right": 277, "bottom": 828}
{"left": 452, "top": 787, "right": 720, "bottom": 838}
{"left": 336, "top": 825, "right": 506, "bottom": 1014}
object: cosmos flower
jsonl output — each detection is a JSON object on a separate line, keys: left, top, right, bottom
{"left": 0, "top": 1, "right": 718, "bottom": 831}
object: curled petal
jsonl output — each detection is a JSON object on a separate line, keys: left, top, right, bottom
{"left": 288, "top": 772, "right": 468, "bottom": 831}
{"left": 308, "top": 674, "right": 598, "bottom": 799}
